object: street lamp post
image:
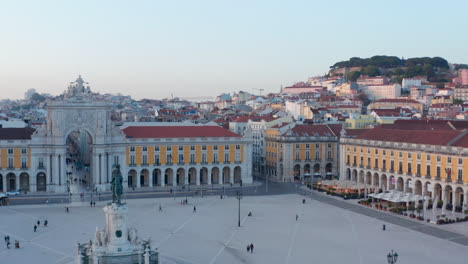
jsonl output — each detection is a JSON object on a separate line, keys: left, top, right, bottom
{"left": 387, "top": 250, "right": 398, "bottom": 264}
{"left": 236, "top": 191, "right": 242, "bottom": 227}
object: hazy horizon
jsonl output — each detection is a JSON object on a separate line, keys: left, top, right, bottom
{"left": 1, "top": 0, "right": 468, "bottom": 100}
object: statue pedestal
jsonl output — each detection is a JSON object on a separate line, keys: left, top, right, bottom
{"left": 103, "top": 203, "right": 135, "bottom": 254}
{"left": 77, "top": 202, "right": 159, "bottom": 264}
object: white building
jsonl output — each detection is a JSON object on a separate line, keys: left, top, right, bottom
{"left": 361, "top": 84, "right": 402, "bottom": 100}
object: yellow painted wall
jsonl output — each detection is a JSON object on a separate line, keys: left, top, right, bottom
{"left": 196, "top": 146, "right": 202, "bottom": 163}
{"left": 161, "top": 146, "right": 167, "bottom": 164}
{"left": 173, "top": 147, "right": 178, "bottom": 164}
{"left": 136, "top": 146, "right": 142, "bottom": 165}
{"left": 149, "top": 147, "right": 155, "bottom": 165}
{"left": 219, "top": 146, "right": 225, "bottom": 163}
{"left": 300, "top": 144, "right": 305, "bottom": 161}
{"left": 208, "top": 146, "right": 213, "bottom": 163}
{"left": 230, "top": 145, "right": 235, "bottom": 163}
{"left": 184, "top": 146, "right": 190, "bottom": 165}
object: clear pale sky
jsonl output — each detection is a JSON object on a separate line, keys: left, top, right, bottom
{"left": 1, "top": 0, "right": 467, "bottom": 100}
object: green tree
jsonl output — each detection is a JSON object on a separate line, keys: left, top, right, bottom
{"left": 347, "top": 71, "right": 361, "bottom": 82}
{"left": 453, "top": 99, "right": 464, "bottom": 104}
{"left": 31, "top": 93, "right": 46, "bottom": 102}
{"left": 361, "top": 65, "right": 380, "bottom": 77}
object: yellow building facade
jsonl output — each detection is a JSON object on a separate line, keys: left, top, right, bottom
{"left": 340, "top": 125, "right": 468, "bottom": 211}
{"left": 265, "top": 123, "right": 340, "bottom": 182}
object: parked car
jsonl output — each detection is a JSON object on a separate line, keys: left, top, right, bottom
{"left": 6, "top": 190, "right": 20, "bottom": 196}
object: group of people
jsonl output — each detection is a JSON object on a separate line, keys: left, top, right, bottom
{"left": 3, "top": 236, "right": 19, "bottom": 249}
{"left": 90, "top": 201, "right": 97, "bottom": 207}
{"left": 246, "top": 243, "right": 255, "bottom": 253}
{"left": 33, "top": 220, "right": 48, "bottom": 232}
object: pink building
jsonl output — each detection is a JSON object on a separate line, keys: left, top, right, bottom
{"left": 461, "top": 69, "right": 468, "bottom": 86}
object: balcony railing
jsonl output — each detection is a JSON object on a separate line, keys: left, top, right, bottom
{"left": 129, "top": 163, "right": 136, "bottom": 167}
{"left": 213, "top": 161, "right": 219, "bottom": 164}
{"left": 154, "top": 162, "right": 161, "bottom": 166}
{"left": 398, "top": 170, "right": 402, "bottom": 174}
{"left": 435, "top": 176, "right": 441, "bottom": 181}
{"left": 415, "top": 173, "right": 421, "bottom": 177}
{"left": 142, "top": 163, "right": 149, "bottom": 166}
{"left": 223, "top": 161, "right": 230, "bottom": 164}
{"left": 457, "top": 179, "right": 464, "bottom": 184}
{"left": 235, "top": 161, "right": 242, "bottom": 164}
{"left": 366, "top": 165, "right": 371, "bottom": 169}
{"left": 38, "top": 165, "right": 45, "bottom": 170}
{"left": 166, "top": 162, "right": 173, "bottom": 166}
{"left": 190, "top": 162, "right": 196, "bottom": 165}
{"left": 425, "top": 175, "right": 431, "bottom": 179}
{"left": 446, "top": 177, "right": 452, "bottom": 183}
{"left": 359, "top": 164, "right": 364, "bottom": 168}
{"left": 389, "top": 169, "right": 394, "bottom": 173}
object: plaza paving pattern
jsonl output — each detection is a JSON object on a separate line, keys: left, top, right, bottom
{"left": 305, "top": 190, "right": 468, "bottom": 247}
{"left": 1, "top": 194, "right": 467, "bottom": 264}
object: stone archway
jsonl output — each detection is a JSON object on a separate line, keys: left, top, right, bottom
{"left": 325, "top": 163, "right": 333, "bottom": 179}
{"left": 234, "top": 166, "right": 241, "bottom": 183}
{"left": 223, "top": 167, "right": 230, "bottom": 184}
{"left": 128, "top": 170, "right": 137, "bottom": 187}
{"left": 346, "top": 168, "right": 351, "bottom": 180}
{"left": 373, "top": 173, "right": 380, "bottom": 188}
{"left": 358, "top": 171, "right": 364, "bottom": 184}
{"left": 140, "top": 169, "right": 149, "bottom": 187}
{"left": 212, "top": 167, "right": 220, "bottom": 184}
{"left": 36, "top": 172, "right": 47, "bottom": 192}
{"left": 304, "top": 164, "right": 311, "bottom": 176}
{"left": 314, "top": 164, "right": 321, "bottom": 177}
{"left": 152, "top": 169, "right": 161, "bottom": 186}
{"left": 365, "top": 172, "right": 372, "bottom": 185}
{"left": 352, "top": 169, "right": 357, "bottom": 182}
{"left": 66, "top": 129, "right": 93, "bottom": 187}
{"left": 200, "top": 167, "right": 208, "bottom": 184}
{"left": 177, "top": 168, "right": 185, "bottom": 185}
{"left": 188, "top": 167, "right": 197, "bottom": 185}
{"left": 6, "top": 173, "right": 16, "bottom": 191}
{"left": 381, "top": 174, "right": 388, "bottom": 191}
{"left": 444, "top": 185, "right": 454, "bottom": 205}
{"left": 19, "top": 172, "right": 30, "bottom": 192}
{"left": 414, "top": 180, "right": 422, "bottom": 195}
{"left": 397, "top": 177, "right": 404, "bottom": 191}
{"left": 294, "top": 164, "right": 301, "bottom": 179}
{"left": 165, "top": 168, "right": 174, "bottom": 186}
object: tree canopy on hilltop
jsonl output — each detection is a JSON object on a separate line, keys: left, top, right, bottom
{"left": 330, "top": 55, "right": 448, "bottom": 70}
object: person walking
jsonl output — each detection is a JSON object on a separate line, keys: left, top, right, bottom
{"left": 44, "top": 220, "right": 48, "bottom": 227}
{"left": 250, "top": 243, "right": 254, "bottom": 253}
{"left": 159, "top": 204, "right": 162, "bottom": 212}
{"left": 246, "top": 244, "right": 250, "bottom": 252}
{"left": 66, "top": 207, "right": 69, "bottom": 213}
{"left": 193, "top": 206, "right": 196, "bottom": 213}
{"left": 34, "top": 225, "right": 37, "bottom": 232}
{"left": 296, "top": 214, "right": 298, "bottom": 221}
{"left": 6, "top": 241, "right": 10, "bottom": 249}
{"left": 37, "top": 220, "right": 40, "bottom": 226}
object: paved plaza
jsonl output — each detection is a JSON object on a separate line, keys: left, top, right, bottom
{"left": 1, "top": 194, "right": 467, "bottom": 264}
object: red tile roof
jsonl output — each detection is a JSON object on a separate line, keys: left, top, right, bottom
{"left": 386, "top": 120, "right": 468, "bottom": 131}
{"left": 122, "top": 126, "right": 241, "bottom": 138}
{"left": 356, "top": 127, "right": 462, "bottom": 146}
{"left": 0, "top": 128, "right": 35, "bottom": 140}
{"left": 374, "top": 98, "right": 421, "bottom": 104}
{"left": 284, "top": 124, "right": 340, "bottom": 137}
